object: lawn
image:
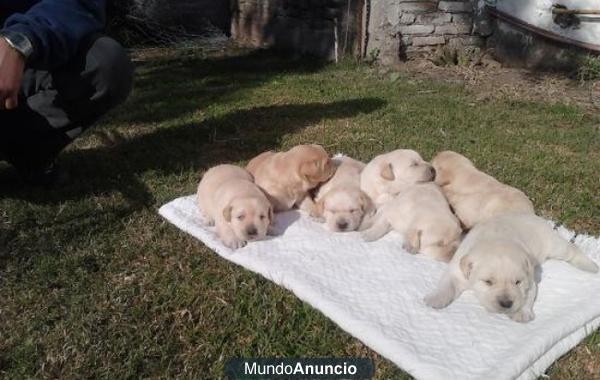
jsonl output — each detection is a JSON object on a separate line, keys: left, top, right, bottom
{"left": 1, "top": 48, "right": 598, "bottom": 379}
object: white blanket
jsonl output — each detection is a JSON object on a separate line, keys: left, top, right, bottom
{"left": 159, "top": 195, "right": 600, "bottom": 380}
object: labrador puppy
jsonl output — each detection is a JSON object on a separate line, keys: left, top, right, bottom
{"left": 432, "top": 151, "right": 534, "bottom": 230}
{"left": 361, "top": 183, "right": 462, "bottom": 262}
{"left": 247, "top": 144, "right": 335, "bottom": 212}
{"left": 360, "top": 149, "right": 435, "bottom": 205}
{"left": 424, "top": 213, "right": 598, "bottom": 322}
{"left": 313, "top": 156, "right": 374, "bottom": 232}
{"left": 197, "top": 164, "right": 273, "bottom": 249}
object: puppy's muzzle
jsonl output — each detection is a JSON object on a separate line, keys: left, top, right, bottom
{"left": 336, "top": 220, "right": 349, "bottom": 231}
{"left": 498, "top": 296, "right": 513, "bottom": 310}
{"left": 246, "top": 225, "right": 258, "bottom": 238}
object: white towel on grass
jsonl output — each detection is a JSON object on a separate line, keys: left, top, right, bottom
{"left": 159, "top": 195, "right": 600, "bottom": 380}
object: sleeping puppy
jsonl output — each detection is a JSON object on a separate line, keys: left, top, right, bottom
{"left": 361, "top": 183, "right": 462, "bottom": 262}
{"left": 197, "top": 164, "right": 273, "bottom": 249}
{"left": 360, "top": 149, "right": 436, "bottom": 205}
{"left": 432, "top": 151, "right": 534, "bottom": 230}
{"left": 424, "top": 213, "right": 599, "bottom": 322}
{"left": 247, "top": 144, "right": 335, "bottom": 212}
{"left": 313, "top": 156, "right": 374, "bottom": 232}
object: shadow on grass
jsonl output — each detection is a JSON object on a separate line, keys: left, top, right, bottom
{"left": 112, "top": 49, "right": 330, "bottom": 125}
{"left": 1, "top": 99, "right": 385, "bottom": 207}
{"left": 1, "top": 48, "right": 384, "bottom": 205}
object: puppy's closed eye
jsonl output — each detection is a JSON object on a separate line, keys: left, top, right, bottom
{"left": 484, "top": 279, "right": 494, "bottom": 286}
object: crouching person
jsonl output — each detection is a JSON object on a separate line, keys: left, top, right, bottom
{"left": 0, "top": 0, "right": 133, "bottom": 185}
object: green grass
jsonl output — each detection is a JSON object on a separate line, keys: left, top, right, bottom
{"left": 577, "top": 54, "right": 600, "bottom": 83}
{"left": 1, "top": 48, "right": 599, "bottom": 379}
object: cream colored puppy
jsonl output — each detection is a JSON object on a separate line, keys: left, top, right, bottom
{"left": 360, "top": 149, "right": 436, "bottom": 205}
{"left": 424, "top": 213, "right": 598, "bottom": 323}
{"left": 247, "top": 144, "right": 335, "bottom": 212}
{"left": 313, "top": 156, "right": 374, "bottom": 232}
{"left": 361, "top": 183, "right": 462, "bottom": 262}
{"left": 432, "top": 151, "right": 534, "bottom": 229}
{"left": 197, "top": 164, "right": 273, "bottom": 249}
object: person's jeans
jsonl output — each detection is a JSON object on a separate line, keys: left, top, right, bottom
{"left": 0, "top": 35, "right": 134, "bottom": 172}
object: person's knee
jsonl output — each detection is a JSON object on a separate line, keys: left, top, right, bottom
{"left": 87, "top": 37, "right": 134, "bottom": 109}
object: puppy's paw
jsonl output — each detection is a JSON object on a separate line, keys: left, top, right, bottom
{"left": 310, "top": 215, "right": 326, "bottom": 223}
{"left": 361, "top": 229, "right": 380, "bottom": 242}
{"left": 376, "top": 194, "right": 394, "bottom": 205}
{"left": 509, "top": 308, "right": 535, "bottom": 323}
{"left": 198, "top": 214, "right": 215, "bottom": 226}
{"left": 222, "top": 236, "right": 247, "bottom": 250}
{"left": 402, "top": 241, "right": 419, "bottom": 255}
{"left": 424, "top": 293, "right": 451, "bottom": 309}
{"left": 571, "top": 256, "right": 599, "bottom": 273}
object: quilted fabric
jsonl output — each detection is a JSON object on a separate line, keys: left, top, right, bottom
{"left": 159, "top": 195, "right": 600, "bottom": 380}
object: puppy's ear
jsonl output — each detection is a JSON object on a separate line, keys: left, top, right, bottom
{"left": 223, "top": 204, "right": 233, "bottom": 222}
{"left": 299, "top": 160, "right": 320, "bottom": 182}
{"left": 460, "top": 254, "right": 473, "bottom": 280}
{"left": 380, "top": 163, "right": 395, "bottom": 181}
{"left": 359, "top": 191, "right": 375, "bottom": 216}
{"left": 434, "top": 171, "right": 450, "bottom": 187}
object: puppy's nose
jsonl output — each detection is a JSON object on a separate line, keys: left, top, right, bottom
{"left": 498, "top": 299, "right": 513, "bottom": 309}
{"left": 430, "top": 166, "right": 436, "bottom": 179}
{"left": 246, "top": 226, "right": 258, "bottom": 236}
{"left": 337, "top": 221, "right": 349, "bottom": 230}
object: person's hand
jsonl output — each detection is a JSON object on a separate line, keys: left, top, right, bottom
{"left": 0, "top": 37, "right": 25, "bottom": 110}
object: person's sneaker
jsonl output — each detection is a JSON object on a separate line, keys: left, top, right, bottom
{"left": 20, "top": 161, "right": 69, "bottom": 186}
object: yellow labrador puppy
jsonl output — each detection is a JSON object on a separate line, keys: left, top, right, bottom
{"left": 247, "top": 144, "right": 335, "bottom": 212}
{"left": 313, "top": 156, "right": 374, "bottom": 232}
{"left": 360, "top": 149, "right": 435, "bottom": 205}
{"left": 197, "top": 164, "right": 273, "bottom": 249}
{"left": 424, "top": 213, "right": 598, "bottom": 322}
{"left": 361, "top": 183, "right": 462, "bottom": 262}
{"left": 432, "top": 151, "right": 534, "bottom": 229}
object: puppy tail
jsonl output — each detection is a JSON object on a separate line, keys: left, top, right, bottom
{"left": 566, "top": 244, "right": 599, "bottom": 273}
{"left": 358, "top": 207, "right": 380, "bottom": 231}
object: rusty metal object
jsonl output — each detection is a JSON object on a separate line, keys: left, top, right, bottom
{"left": 551, "top": 8, "right": 600, "bottom": 15}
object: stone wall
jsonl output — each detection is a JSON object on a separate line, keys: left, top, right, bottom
{"left": 230, "top": 0, "right": 490, "bottom": 63}
{"left": 367, "top": 1, "right": 484, "bottom": 65}
{"left": 231, "top": 0, "right": 364, "bottom": 61}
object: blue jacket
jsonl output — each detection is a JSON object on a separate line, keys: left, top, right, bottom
{"left": 1, "top": 0, "right": 106, "bottom": 69}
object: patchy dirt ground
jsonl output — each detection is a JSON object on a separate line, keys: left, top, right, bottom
{"left": 391, "top": 59, "right": 600, "bottom": 113}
